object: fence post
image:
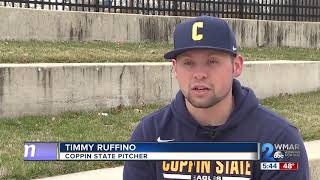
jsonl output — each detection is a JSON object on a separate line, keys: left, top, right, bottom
{"left": 239, "top": 0, "right": 244, "bottom": 19}
{"left": 172, "top": 0, "right": 177, "bottom": 16}
{"left": 292, "top": 0, "right": 296, "bottom": 21}
{"left": 95, "top": 0, "right": 99, "bottom": 11}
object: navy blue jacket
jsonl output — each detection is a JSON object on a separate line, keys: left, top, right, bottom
{"left": 123, "top": 79, "right": 309, "bottom": 180}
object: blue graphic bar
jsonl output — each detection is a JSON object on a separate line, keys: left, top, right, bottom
{"left": 59, "top": 142, "right": 258, "bottom": 153}
{"left": 24, "top": 142, "right": 57, "bottom": 160}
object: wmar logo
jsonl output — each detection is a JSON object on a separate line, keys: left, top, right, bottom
{"left": 261, "top": 143, "right": 276, "bottom": 161}
{"left": 261, "top": 143, "right": 299, "bottom": 162}
{"left": 261, "top": 143, "right": 286, "bottom": 162}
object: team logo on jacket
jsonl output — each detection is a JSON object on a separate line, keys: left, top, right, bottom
{"left": 162, "top": 160, "right": 252, "bottom": 180}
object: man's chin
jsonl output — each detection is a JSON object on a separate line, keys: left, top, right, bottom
{"left": 187, "top": 98, "right": 218, "bottom": 109}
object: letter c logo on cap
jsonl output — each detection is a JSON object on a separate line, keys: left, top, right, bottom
{"left": 192, "top": 22, "right": 203, "bottom": 41}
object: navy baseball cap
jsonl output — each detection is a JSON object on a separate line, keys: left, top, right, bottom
{"left": 164, "top": 16, "right": 237, "bottom": 60}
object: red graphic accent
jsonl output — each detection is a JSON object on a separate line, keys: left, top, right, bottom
{"left": 279, "top": 162, "right": 298, "bottom": 170}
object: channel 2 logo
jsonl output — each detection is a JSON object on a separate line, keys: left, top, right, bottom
{"left": 261, "top": 143, "right": 284, "bottom": 161}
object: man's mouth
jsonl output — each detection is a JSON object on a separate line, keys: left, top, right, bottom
{"left": 192, "top": 84, "right": 210, "bottom": 90}
{"left": 193, "top": 87, "right": 209, "bottom": 90}
{"left": 191, "top": 85, "right": 211, "bottom": 94}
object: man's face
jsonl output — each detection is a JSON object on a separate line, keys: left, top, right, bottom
{"left": 172, "top": 49, "right": 243, "bottom": 109}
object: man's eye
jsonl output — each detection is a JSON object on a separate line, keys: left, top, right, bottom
{"left": 184, "top": 61, "right": 193, "bottom": 65}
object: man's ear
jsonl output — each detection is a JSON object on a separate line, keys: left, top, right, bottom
{"left": 172, "top": 59, "right": 177, "bottom": 78}
{"left": 233, "top": 54, "right": 244, "bottom": 78}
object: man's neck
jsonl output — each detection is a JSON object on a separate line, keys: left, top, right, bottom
{"left": 185, "top": 91, "right": 235, "bottom": 126}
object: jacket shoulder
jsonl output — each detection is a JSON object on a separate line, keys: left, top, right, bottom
{"left": 253, "top": 105, "right": 302, "bottom": 142}
{"left": 130, "top": 104, "right": 173, "bottom": 141}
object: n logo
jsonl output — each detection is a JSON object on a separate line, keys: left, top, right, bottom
{"left": 24, "top": 144, "right": 36, "bottom": 158}
{"left": 192, "top": 22, "right": 203, "bottom": 41}
{"left": 24, "top": 143, "right": 58, "bottom": 160}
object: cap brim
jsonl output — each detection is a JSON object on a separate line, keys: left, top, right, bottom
{"left": 164, "top": 46, "right": 237, "bottom": 61}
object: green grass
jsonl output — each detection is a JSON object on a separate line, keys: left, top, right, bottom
{"left": 240, "top": 47, "right": 320, "bottom": 61}
{"left": 0, "top": 104, "right": 163, "bottom": 179}
{"left": 0, "top": 41, "right": 320, "bottom": 63}
{"left": 0, "top": 90, "right": 319, "bottom": 179}
{"left": 261, "top": 91, "right": 320, "bottom": 141}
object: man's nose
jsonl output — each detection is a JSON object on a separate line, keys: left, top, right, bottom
{"left": 192, "top": 65, "right": 208, "bottom": 80}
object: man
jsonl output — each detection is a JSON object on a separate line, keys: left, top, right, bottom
{"left": 123, "top": 16, "right": 309, "bottom": 180}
